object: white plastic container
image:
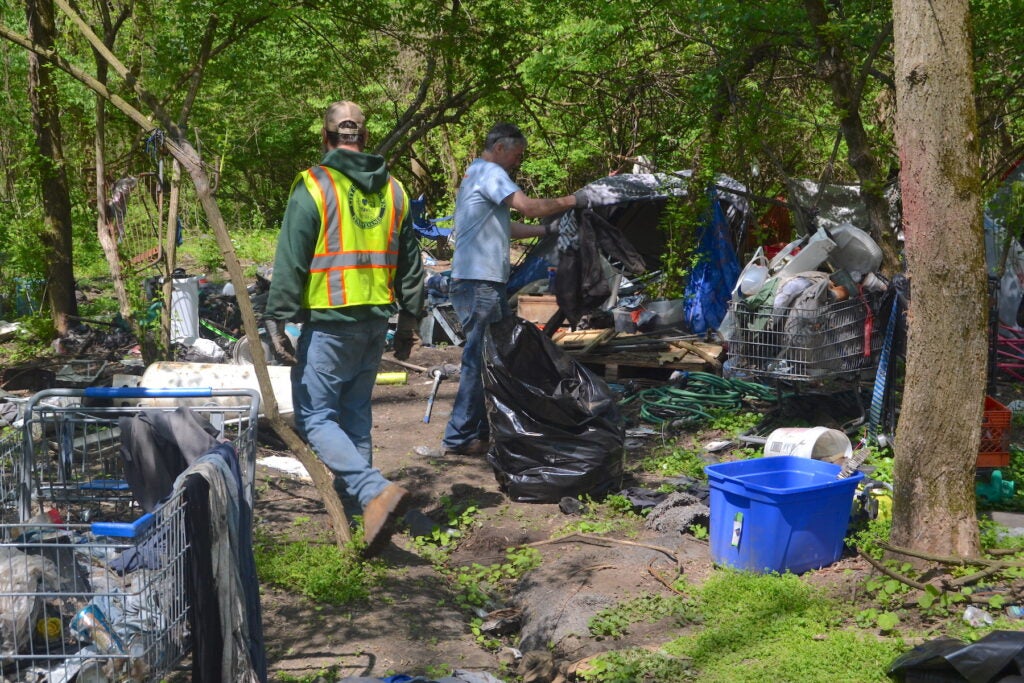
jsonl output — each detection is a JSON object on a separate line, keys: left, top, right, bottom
{"left": 770, "top": 230, "right": 838, "bottom": 279}
{"left": 139, "top": 361, "right": 294, "bottom": 419}
{"left": 828, "top": 223, "right": 883, "bottom": 275}
{"left": 763, "top": 427, "right": 852, "bottom": 462}
{"left": 170, "top": 275, "right": 200, "bottom": 344}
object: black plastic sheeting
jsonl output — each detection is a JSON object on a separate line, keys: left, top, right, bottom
{"left": 482, "top": 317, "right": 624, "bottom": 503}
{"left": 887, "top": 630, "right": 1024, "bottom": 682}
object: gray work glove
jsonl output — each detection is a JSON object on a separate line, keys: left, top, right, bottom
{"left": 264, "top": 319, "right": 297, "bottom": 366}
{"left": 392, "top": 310, "right": 419, "bottom": 361}
{"left": 573, "top": 187, "right": 595, "bottom": 210}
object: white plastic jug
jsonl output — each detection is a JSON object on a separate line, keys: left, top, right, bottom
{"left": 170, "top": 276, "right": 200, "bottom": 344}
{"left": 764, "top": 427, "right": 852, "bottom": 462}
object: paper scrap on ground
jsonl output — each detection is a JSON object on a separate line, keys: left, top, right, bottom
{"left": 257, "top": 455, "right": 311, "bottom": 480}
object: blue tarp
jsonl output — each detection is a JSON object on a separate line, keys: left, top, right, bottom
{"left": 683, "top": 190, "right": 741, "bottom": 334}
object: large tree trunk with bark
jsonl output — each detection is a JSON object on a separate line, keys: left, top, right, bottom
{"left": 890, "top": 0, "right": 985, "bottom": 559}
{"left": 26, "top": 0, "right": 77, "bottom": 335}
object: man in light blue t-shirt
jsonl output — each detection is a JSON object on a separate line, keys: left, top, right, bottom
{"left": 441, "top": 122, "right": 579, "bottom": 455}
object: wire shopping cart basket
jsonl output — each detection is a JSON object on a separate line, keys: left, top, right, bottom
{"left": 725, "top": 289, "right": 889, "bottom": 384}
{"left": 1, "top": 387, "right": 260, "bottom": 683}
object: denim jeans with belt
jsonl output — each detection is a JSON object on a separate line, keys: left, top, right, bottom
{"left": 291, "top": 318, "right": 391, "bottom": 508}
{"left": 443, "top": 279, "right": 511, "bottom": 450}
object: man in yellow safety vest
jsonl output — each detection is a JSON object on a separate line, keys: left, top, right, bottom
{"left": 264, "top": 101, "right": 424, "bottom": 557}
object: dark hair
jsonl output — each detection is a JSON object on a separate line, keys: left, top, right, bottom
{"left": 484, "top": 123, "right": 525, "bottom": 151}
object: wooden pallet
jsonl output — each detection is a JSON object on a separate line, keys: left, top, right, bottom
{"left": 553, "top": 328, "right": 724, "bottom": 380}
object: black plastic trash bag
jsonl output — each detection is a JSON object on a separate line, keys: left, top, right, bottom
{"left": 887, "top": 630, "right": 1024, "bottom": 682}
{"left": 483, "top": 316, "right": 624, "bottom": 503}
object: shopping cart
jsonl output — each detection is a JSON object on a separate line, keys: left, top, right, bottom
{"left": 726, "top": 290, "right": 888, "bottom": 383}
{"left": 1, "top": 387, "right": 260, "bottom": 683}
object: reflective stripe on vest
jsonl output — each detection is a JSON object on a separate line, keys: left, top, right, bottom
{"left": 299, "top": 166, "right": 406, "bottom": 308}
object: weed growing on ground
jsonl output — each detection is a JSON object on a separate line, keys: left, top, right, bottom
{"left": 707, "top": 409, "right": 762, "bottom": 436}
{"left": 439, "top": 546, "right": 542, "bottom": 649}
{"left": 555, "top": 494, "right": 645, "bottom": 536}
{"left": 588, "top": 592, "right": 698, "bottom": 638}
{"left": 640, "top": 443, "right": 707, "bottom": 479}
{"left": 253, "top": 527, "right": 385, "bottom": 604}
{"left": 410, "top": 495, "right": 480, "bottom": 563}
{"left": 449, "top": 547, "right": 542, "bottom": 613}
{"left": 575, "top": 647, "right": 696, "bottom": 682}
{"left": 276, "top": 666, "right": 342, "bottom": 682}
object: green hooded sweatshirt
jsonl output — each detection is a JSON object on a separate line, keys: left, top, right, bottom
{"left": 265, "top": 147, "right": 424, "bottom": 323}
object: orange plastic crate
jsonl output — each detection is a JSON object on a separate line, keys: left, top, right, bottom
{"left": 978, "top": 395, "right": 1012, "bottom": 468}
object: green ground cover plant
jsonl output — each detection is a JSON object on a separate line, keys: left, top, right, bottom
{"left": 579, "top": 571, "right": 907, "bottom": 682}
{"left": 253, "top": 524, "right": 385, "bottom": 604}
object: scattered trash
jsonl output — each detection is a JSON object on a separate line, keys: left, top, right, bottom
{"left": 764, "top": 426, "right": 852, "bottom": 462}
{"left": 557, "top": 497, "right": 586, "bottom": 516}
{"left": 0, "top": 321, "right": 20, "bottom": 342}
{"left": 256, "top": 455, "right": 310, "bottom": 480}
{"left": 962, "top": 604, "right": 995, "bottom": 628}
{"left": 643, "top": 491, "right": 710, "bottom": 535}
{"left": 977, "top": 469, "right": 1016, "bottom": 505}
{"left": 479, "top": 607, "right": 522, "bottom": 637}
{"left": 706, "top": 456, "right": 863, "bottom": 574}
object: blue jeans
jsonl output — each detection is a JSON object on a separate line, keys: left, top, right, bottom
{"left": 443, "top": 279, "right": 511, "bottom": 450}
{"left": 292, "top": 318, "right": 391, "bottom": 509}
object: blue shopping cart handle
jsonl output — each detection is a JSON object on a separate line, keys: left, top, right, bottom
{"left": 84, "top": 387, "right": 214, "bottom": 398}
{"left": 91, "top": 513, "right": 155, "bottom": 538}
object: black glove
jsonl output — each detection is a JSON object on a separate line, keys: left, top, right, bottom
{"left": 392, "top": 310, "right": 419, "bottom": 361}
{"left": 264, "top": 319, "right": 296, "bottom": 366}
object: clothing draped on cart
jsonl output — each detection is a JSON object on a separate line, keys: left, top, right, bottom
{"left": 176, "top": 442, "right": 266, "bottom": 683}
{"left": 118, "top": 406, "right": 220, "bottom": 512}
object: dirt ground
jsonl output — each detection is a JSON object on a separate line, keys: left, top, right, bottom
{"left": 247, "top": 342, "right": 878, "bottom": 682}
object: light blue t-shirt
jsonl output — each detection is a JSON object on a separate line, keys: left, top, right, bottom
{"left": 450, "top": 158, "right": 521, "bottom": 283}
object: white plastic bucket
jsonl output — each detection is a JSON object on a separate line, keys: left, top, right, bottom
{"left": 170, "top": 276, "right": 200, "bottom": 344}
{"left": 763, "top": 427, "right": 852, "bottom": 462}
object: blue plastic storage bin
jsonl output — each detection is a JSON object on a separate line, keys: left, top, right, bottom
{"left": 705, "top": 456, "right": 864, "bottom": 574}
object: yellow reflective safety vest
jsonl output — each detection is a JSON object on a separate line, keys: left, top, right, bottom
{"left": 298, "top": 165, "right": 406, "bottom": 309}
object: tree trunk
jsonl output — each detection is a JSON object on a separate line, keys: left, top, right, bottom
{"left": 890, "top": 0, "right": 985, "bottom": 559}
{"left": 91, "top": 18, "right": 164, "bottom": 365}
{"left": 26, "top": 0, "right": 77, "bottom": 335}
{"left": 803, "top": 0, "right": 901, "bottom": 274}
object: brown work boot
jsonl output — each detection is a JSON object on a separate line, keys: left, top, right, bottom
{"left": 444, "top": 438, "right": 490, "bottom": 456}
{"left": 361, "top": 484, "right": 409, "bottom": 558}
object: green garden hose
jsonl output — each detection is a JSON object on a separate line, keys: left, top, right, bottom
{"left": 620, "top": 372, "right": 781, "bottom": 425}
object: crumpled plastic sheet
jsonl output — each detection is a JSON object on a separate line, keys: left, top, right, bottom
{"left": 0, "top": 546, "right": 61, "bottom": 660}
{"left": 887, "top": 630, "right": 1024, "bottom": 682}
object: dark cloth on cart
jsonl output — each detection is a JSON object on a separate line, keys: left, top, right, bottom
{"left": 184, "top": 472, "right": 221, "bottom": 682}
{"left": 118, "top": 406, "right": 220, "bottom": 512}
{"left": 178, "top": 443, "right": 266, "bottom": 683}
